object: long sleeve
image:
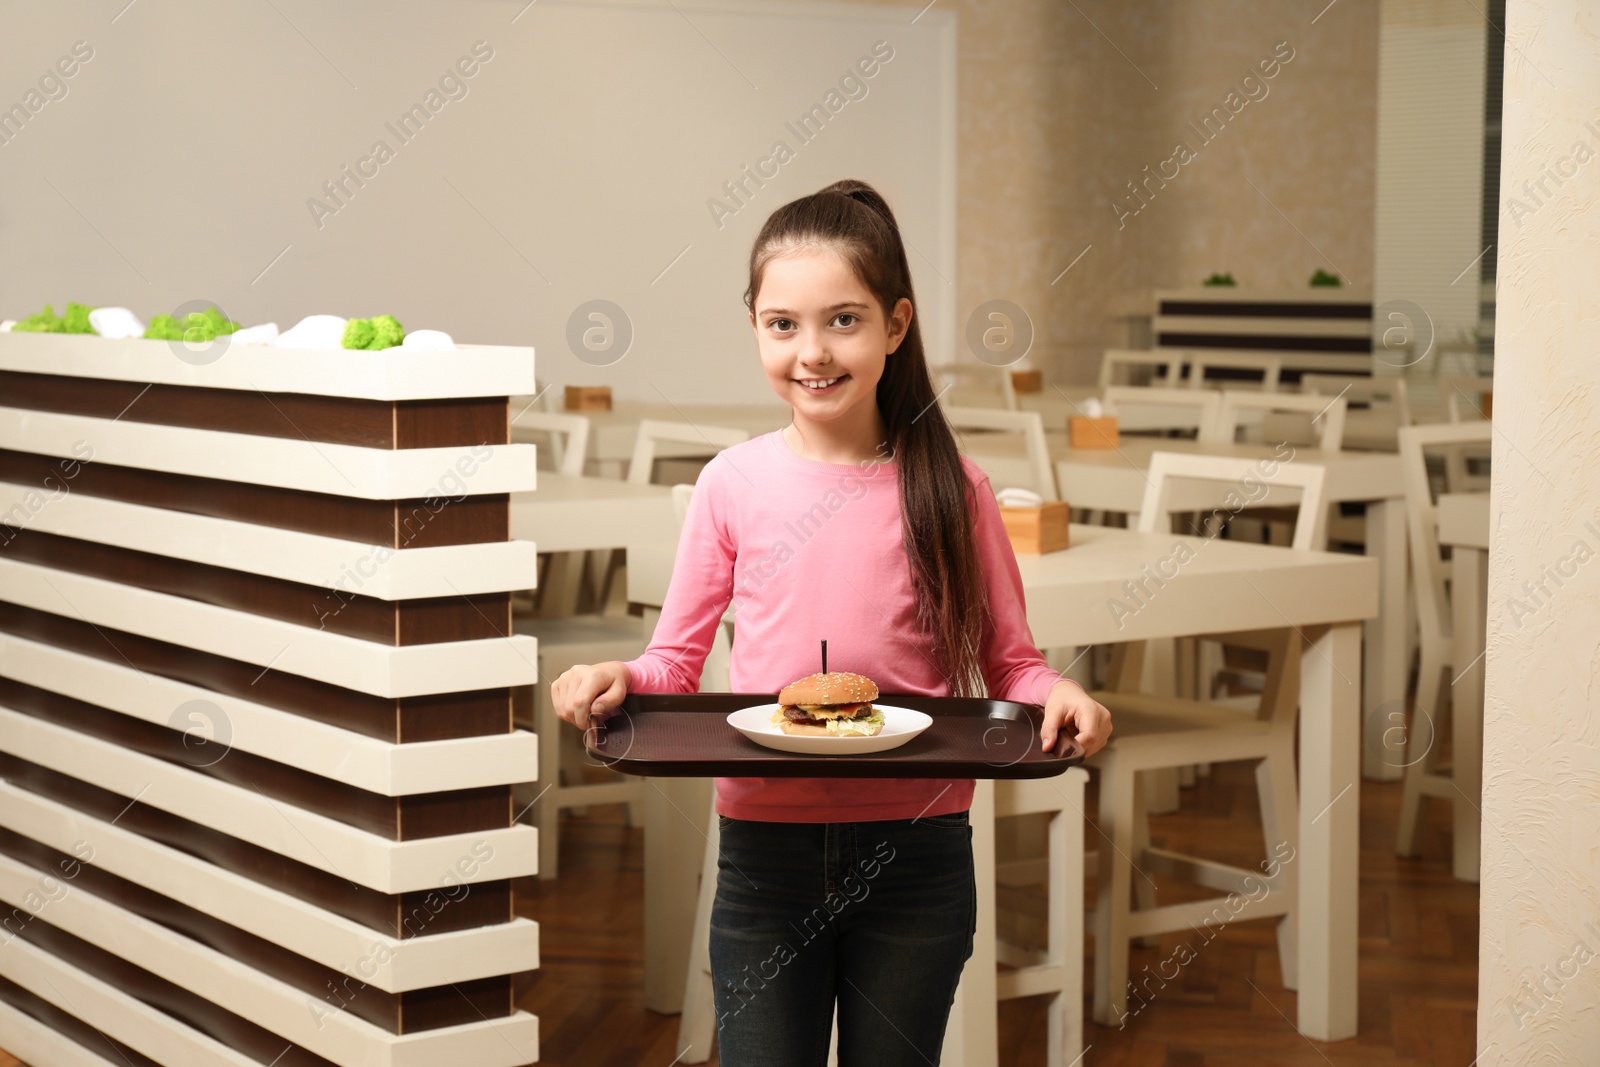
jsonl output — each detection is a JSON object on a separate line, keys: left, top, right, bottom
{"left": 622, "top": 456, "right": 737, "bottom": 694}
{"left": 966, "top": 463, "right": 1073, "bottom": 708}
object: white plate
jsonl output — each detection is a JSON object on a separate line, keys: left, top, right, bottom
{"left": 727, "top": 703, "right": 933, "bottom": 755}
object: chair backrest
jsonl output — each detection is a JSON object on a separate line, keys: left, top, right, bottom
{"left": 933, "top": 362, "right": 1020, "bottom": 411}
{"left": 512, "top": 410, "right": 591, "bottom": 478}
{"left": 1102, "top": 386, "right": 1224, "bottom": 441}
{"left": 671, "top": 481, "right": 735, "bottom": 690}
{"left": 1440, "top": 375, "right": 1493, "bottom": 422}
{"left": 671, "top": 482, "right": 694, "bottom": 527}
{"left": 1182, "top": 351, "right": 1283, "bottom": 392}
{"left": 1396, "top": 422, "right": 1492, "bottom": 644}
{"left": 1097, "top": 349, "right": 1178, "bottom": 389}
{"left": 1300, "top": 373, "right": 1413, "bottom": 427}
{"left": 944, "top": 406, "right": 1058, "bottom": 500}
{"left": 628, "top": 420, "right": 750, "bottom": 486}
{"left": 1137, "top": 451, "right": 1329, "bottom": 551}
{"left": 1214, "top": 390, "right": 1347, "bottom": 452}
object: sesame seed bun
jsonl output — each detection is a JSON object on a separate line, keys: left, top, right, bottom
{"left": 778, "top": 671, "right": 879, "bottom": 707}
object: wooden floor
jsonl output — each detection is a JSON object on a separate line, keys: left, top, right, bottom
{"left": 0, "top": 761, "right": 1477, "bottom": 1067}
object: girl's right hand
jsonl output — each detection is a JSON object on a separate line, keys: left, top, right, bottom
{"left": 551, "top": 661, "right": 631, "bottom": 729}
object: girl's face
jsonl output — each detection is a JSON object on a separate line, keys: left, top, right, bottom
{"left": 750, "top": 246, "right": 911, "bottom": 424}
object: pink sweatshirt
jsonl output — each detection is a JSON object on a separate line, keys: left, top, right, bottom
{"left": 624, "top": 430, "right": 1066, "bottom": 823}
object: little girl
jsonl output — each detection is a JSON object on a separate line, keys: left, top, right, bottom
{"left": 553, "top": 179, "right": 1111, "bottom": 1065}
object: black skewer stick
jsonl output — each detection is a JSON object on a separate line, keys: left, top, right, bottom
{"left": 821, "top": 639, "right": 828, "bottom": 675}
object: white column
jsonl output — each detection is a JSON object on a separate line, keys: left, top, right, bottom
{"left": 1477, "top": 0, "right": 1600, "bottom": 1058}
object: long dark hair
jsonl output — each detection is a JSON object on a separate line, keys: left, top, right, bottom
{"left": 744, "top": 179, "right": 988, "bottom": 696}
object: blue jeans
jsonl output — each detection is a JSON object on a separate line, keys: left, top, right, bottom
{"left": 709, "top": 811, "right": 977, "bottom": 1066}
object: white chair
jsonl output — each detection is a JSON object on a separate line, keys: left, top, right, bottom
{"left": 1180, "top": 351, "right": 1283, "bottom": 392}
{"left": 590, "top": 420, "right": 751, "bottom": 614}
{"left": 990, "top": 768, "right": 1090, "bottom": 1066}
{"left": 1097, "top": 349, "right": 1178, "bottom": 389}
{"left": 1101, "top": 386, "right": 1224, "bottom": 441}
{"left": 1086, "top": 451, "right": 1328, "bottom": 1025}
{"left": 935, "top": 361, "right": 1021, "bottom": 410}
{"left": 511, "top": 410, "right": 591, "bottom": 616}
{"left": 1300, "top": 373, "right": 1413, "bottom": 447}
{"left": 1440, "top": 375, "right": 1493, "bottom": 423}
{"left": 1395, "top": 422, "right": 1492, "bottom": 864}
{"left": 945, "top": 406, "right": 1059, "bottom": 500}
{"left": 1212, "top": 390, "right": 1347, "bottom": 454}
{"left": 1438, "top": 376, "right": 1493, "bottom": 493}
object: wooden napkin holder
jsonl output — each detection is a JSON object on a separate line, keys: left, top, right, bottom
{"left": 1010, "top": 369, "right": 1044, "bottom": 394}
{"left": 1069, "top": 415, "right": 1119, "bottom": 449}
{"left": 565, "top": 385, "right": 613, "bottom": 412}
{"left": 999, "top": 501, "right": 1071, "bottom": 555}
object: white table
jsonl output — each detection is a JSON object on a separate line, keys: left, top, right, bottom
{"left": 509, "top": 472, "right": 675, "bottom": 553}
{"left": 510, "top": 472, "right": 676, "bottom": 614}
{"left": 962, "top": 433, "right": 1408, "bottom": 783}
{"left": 1436, "top": 491, "right": 1489, "bottom": 882}
{"left": 628, "top": 524, "right": 1377, "bottom": 1046}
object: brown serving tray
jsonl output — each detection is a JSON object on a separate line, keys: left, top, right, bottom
{"left": 582, "top": 693, "right": 1085, "bottom": 779}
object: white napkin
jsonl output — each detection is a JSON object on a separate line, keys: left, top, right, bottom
{"left": 401, "top": 328, "right": 456, "bottom": 351}
{"left": 88, "top": 306, "right": 146, "bottom": 339}
{"left": 1079, "top": 397, "right": 1105, "bottom": 418}
{"left": 230, "top": 322, "right": 280, "bottom": 345}
{"left": 272, "top": 314, "right": 347, "bottom": 349}
{"left": 995, "top": 487, "right": 1044, "bottom": 508}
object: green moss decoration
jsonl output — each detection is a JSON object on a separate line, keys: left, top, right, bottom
{"left": 1202, "top": 272, "right": 1236, "bottom": 287}
{"left": 13, "top": 302, "right": 97, "bottom": 333}
{"left": 143, "top": 306, "right": 239, "bottom": 342}
{"left": 342, "top": 314, "right": 406, "bottom": 350}
{"left": 1309, "top": 268, "right": 1342, "bottom": 287}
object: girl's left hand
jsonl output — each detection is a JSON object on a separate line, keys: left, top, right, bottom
{"left": 1041, "top": 680, "right": 1112, "bottom": 758}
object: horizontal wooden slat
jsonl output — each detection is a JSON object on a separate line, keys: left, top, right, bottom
{"left": 0, "top": 527, "right": 512, "bottom": 645}
{"left": 0, "top": 677, "right": 516, "bottom": 837}
{"left": 0, "top": 634, "right": 536, "bottom": 793}
{"left": 0, "top": 602, "right": 512, "bottom": 742}
{"left": 0, "top": 770, "right": 513, "bottom": 938}
{"left": 0, "top": 479, "right": 537, "bottom": 598}
{"left": 0, "top": 782, "right": 538, "bottom": 990}
{"left": 0, "top": 370, "right": 509, "bottom": 448}
{"left": 0, "top": 333, "right": 535, "bottom": 402}
{"left": 0, "top": 837, "right": 516, "bottom": 1033}
{"left": 0, "top": 448, "right": 511, "bottom": 547}
{"left": 0, "top": 713, "right": 538, "bottom": 893}
{"left": 0, "top": 406, "right": 537, "bottom": 500}
{"left": 0, "top": 557, "right": 538, "bottom": 697}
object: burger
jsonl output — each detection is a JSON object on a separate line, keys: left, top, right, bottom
{"left": 771, "top": 671, "right": 885, "bottom": 737}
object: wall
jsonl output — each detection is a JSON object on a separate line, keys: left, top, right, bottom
{"left": 1478, "top": 0, "right": 1600, "bottom": 1059}
{"left": 845, "top": 0, "right": 1380, "bottom": 381}
{"left": 1, "top": 0, "right": 1379, "bottom": 393}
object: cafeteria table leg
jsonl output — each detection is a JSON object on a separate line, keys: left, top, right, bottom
{"left": 1362, "top": 498, "right": 1408, "bottom": 781}
{"left": 1296, "top": 622, "right": 1360, "bottom": 1041}
{"left": 645, "top": 776, "right": 714, "bottom": 1013}
{"left": 1450, "top": 546, "right": 1486, "bottom": 882}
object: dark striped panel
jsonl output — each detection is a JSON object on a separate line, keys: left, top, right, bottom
{"left": 0, "top": 603, "right": 512, "bottom": 742}
{"left": 0, "top": 678, "right": 512, "bottom": 840}
{"left": 5, "top": 917, "right": 343, "bottom": 1067}
{"left": 0, "top": 371, "right": 509, "bottom": 449}
{"left": 1155, "top": 333, "right": 1373, "bottom": 353}
{"left": 0, "top": 829, "right": 515, "bottom": 1034}
{"left": 1157, "top": 300, "right": 1372, "bottom": 318}
{"left": 0, "top": 528, "right": 510, "bottom": 646}
{"left": 0, "top": 976, "right": 164, "bottom": 1067}
{"left": 0, "top": 450, "right": 510, "bottom": 547}
{"left": 0, "top": 755, "right": 515, "bottom": 938}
